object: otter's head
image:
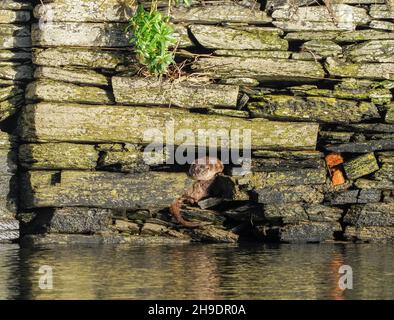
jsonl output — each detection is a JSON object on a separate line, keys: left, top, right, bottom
{"left": 188, "top": 157, "right": 224, "bottom": 181}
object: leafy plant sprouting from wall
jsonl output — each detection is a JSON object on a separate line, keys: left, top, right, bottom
{"left": 127, "top": 0, "right": 192, "bottom": 76}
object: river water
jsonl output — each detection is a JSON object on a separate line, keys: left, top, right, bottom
{"left": 0, "top": 243, "right": 393, "bottom": 300}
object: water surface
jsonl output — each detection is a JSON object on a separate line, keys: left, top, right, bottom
{"left": 0, "top": 243, "right": 393, "bottom": 299}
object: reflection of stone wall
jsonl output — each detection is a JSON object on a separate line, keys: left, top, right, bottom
{"left": 0, "top": 0, "right": 33, "bottom": 243}
{"left": 14, "top": 0, "right": 394, "bottom": 245}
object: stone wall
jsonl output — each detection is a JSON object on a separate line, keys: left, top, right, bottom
{"left": 0, "top": 0, "right": 33, "bottom": 242}
{"left": 2, "top": 0, "right": 394, "bottom": 245}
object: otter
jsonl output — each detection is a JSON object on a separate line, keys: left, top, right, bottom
{"left": 169, "top": 157, "right": 224, "bottom": 228}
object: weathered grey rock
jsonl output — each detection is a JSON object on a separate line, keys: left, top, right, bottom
{"left": 319, "top": 131, "right": 353, "bottom": 144}
{"left": 334, "top": 78, "right": 392, "bottom": 103}
{"left": 344, "top": 203, "right": 394, "bottom": 227}
{"left": 20, "top": 233, "right": 191, "bottom": 246}
{"left": 113, "top": 76, "right": 239, "bottom": 108}
{"left": 98, "top": 147, "right": 149, "bottom": 173}
{"left": 170, "top": 4, "right": 272, "bottom": 24}
{"left": 370, "top": 20, "right": 394, "bottom": 31}
{"left": 264, "top": 204, "right": 342, "bottom": 224}
{"left": 31, "top": 22, "right": 131, "bottom": 47}
{"left": 0, "top": 230, "right": 19, "bottom": 242}
{"left": 345, "top": 40, "right": 394, "bottom": 63}
{"left": 111, "top": 219, "right": 140, "bottom": 234}
{"left": 27, "top": 207, "right": 112, "bottom": 234}
{"left": 386, "top": 104, "right": 394, "bottom": 123}
{"left": 326, "top": 57, "right": 394, "bottom": 80}
{"left": 0, "top": 35, "right": 31, "bottom": 49}
{"left": 33, "top": 0, "right": 133, "bottom": 22}
{"left": 250, "top": 157, "right": 324, "bottom": 172}
{"left": 335, "top": 30, "right": 394, "bottom": 42}
{"left": 0, "top": 148, "right": 17, "bottom": 174}
{"left": 34, "top": 66, "right": 109, "bottom": 86}
{"left": 0, "top": 24, "right": 30, "bottom": 37}
{"left": 0, "top": 1, "right": 32, "bottom": 10}
{"left": 272, "top": 5, "right": 370, "bottom": 31}
{"left": 0, "top": 218, "right": 18, "bottom": 231}
{"left": 214, "top": 50, "right": 291, "bottom": 59}
{"left": 197, "top": 198, "right": 223, "bottom": 210}
{"left": 242, "top": 168, "right": 327, "bottom": 189}
{"left": 193, "top": 57, "right": 325, "bottom": 82}
{"left": 325, "top": 189, "right": 382, "bottom": 205}
{"left": 279, "top": 222, "right": 336, "bottom": 243}
{"left": 189, "top": 25, "right": 288, "bottom": 50}
{"left": 0, "top": 85, "right": 22, "bottom": 102}
{"left": 19, "top": 103, "right": 319, "bottom": 150}
{"left": 32, "top": 47, "right": 133, "bottom": 69}
{"left": 170, "top": 23, "right": 193, "bottom": 48}
{"left": 253, "top": 150, "right": 323, "bottom": 159}
{"left": 373, "top": 163, "right": 394, "bottom": 181}
{"left": 181, "top": 207, "right": 226, "bottom": 225}
{"left": 189, "top": 225, "right": 238, "bottom": 243}
{"left": 300, "top": 40, "right": 342, "bottom": 58}
{"left": 20, "top": 170, "right": 193, "bottom": 210}
{"left": 370, "top": 4, "right": 394, "bottom": 19}
{"left": 255, "top": 185, "right": 325, "bottom": 204}
{"left": 344, "top": 226, "right": 394, "bottom": 242}
{"left": 0, "top": 9, "right": 30, "bottom": 23}
{"left": 331, "top": 123, "right": 394, "bottom": 133}
{"left": 19, "top": 143, "right": 99, "bottom": 170}
{"left": 343, "top": 153, "right": 379, "bottom": 180}
{"left": 203, "top": 108, "right": 250, "bottom": 118}
{"left": 377, "top": 151, "right": 394, "bottom": 163}
{"left": 0, "top": 49, "right": 31, "bottom": 62}
{"left": 248, "top": 95, "right": 379, "bottom": 123}
{"left": 355, "top": 178, "right": 394, "bottom": 190}
{"left": 0, "top": 94, "right": 23, "bottom": 121}
{"left": 25, "top": 80, "right": 114, "bottom": 104}
{"left": 0, "top": 62, "right": 32, "bottom": 80}
{"left": 325, "top": 140, "right": 394, "bottom": 153}
{"left": 285, "top": 31, "right": 342, "bottom": 41}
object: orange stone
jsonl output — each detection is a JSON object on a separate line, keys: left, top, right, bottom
{"left": 331, "top": 168, "right": 345, "bottom": 186}
{"left": 325, "top": 153, "right": 344, "bottom": 168}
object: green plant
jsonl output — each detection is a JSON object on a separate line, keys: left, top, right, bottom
{"left": 128, "top": 4, "right": 177, "bottom": 75}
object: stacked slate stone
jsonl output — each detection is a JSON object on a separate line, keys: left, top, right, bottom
{"left": 0, "top": 0, "right": 32, "bottom": 243}
{"left": 16, "top": 0, "right": 394, "bottom": 245}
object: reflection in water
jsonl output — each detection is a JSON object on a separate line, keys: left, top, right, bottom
{"left": 0, "top": 243, "right": 393, "bottom": 299}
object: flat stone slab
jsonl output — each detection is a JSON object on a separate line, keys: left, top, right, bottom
{"left": 113, "top": 76, "right": 239, "bottom": 108}
{"left": 0, "top": 49, "right": 31, "bottom": 62}
{"left": 343, "top": 153, "right": 380, "bottom": 180}
{"left": 25, "top": 80, "right": 114, "bottom": 104}
{"left": 19, "top": 143, "right": 99, "bottom": 170}
{"left": 242, "top": 167, "right": 327, "bottom": 188}
{"left": 32, "top": 47, "right": 133, "bottom": 69}
{"left": 369, "top": 5, "right": 394, "bottom": 19}
{"left": 248, "top": 95, "right": 379, "bottom": 123}
{"left": 345, "top": 40, "right": 394, "bottom": 63}
{"left": 264, "top": 204, "right": 342, "bottom": 224}
{"left": 325, "top": 189, "right": 382, "bottom": 205}
{"left": 19, "top": 103, "right": 319, "bottom": 150}
{"left": 189, "top": 25, "right": 288, "bottom": 50}
{"left": 344, "top": 203, "right": 394, "bottom": 227}
{"left": 170, "top": 4, "right": 272, "bottom": 24}
{"left": 0, "top": 1, "right": 32, "bottom": 10}
{"left": 279, "top": 222, "right": 337, "bottom": 243}
{"left": 0, "top": 9, "right": 30, "bottom": 23}
{"left": 20, "top": 233, "right": 191, "bottom": 246}
{"left": 272, "top": 4, "right": 370, "bottom": 31}
{"left": 0, "top": 62, "right": 32, "bottom": 80}
{"left": 193, "top": 57, "right": 325, "bottom": 82}
{"left": 0, "top": 218, "right": 18, "bottom": 231}
{"left": 0, "top": 230, "right": 19, "bottom": 242}
{"left": 32, "top": 22, "right": 131, "bottom": 47}
{"left": 20, "top": 170, "right": 193, "bottom": 210}
{"left": 34, "top": 66, "right": 109, "bottom": 86}
{"left": 27, "top": 207, "right": 112, "bottom": 234}
{"left": 33, "top": 0, "right": 133, "bottom": 22}
{"left": 326, "top": 57, "right": 394, "bottom": 80}
{"left": 255, "top": 185, "right": 324, "bottom": 204}
{"left": 345, "top": 226, "right": 394, "bottom": 242}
